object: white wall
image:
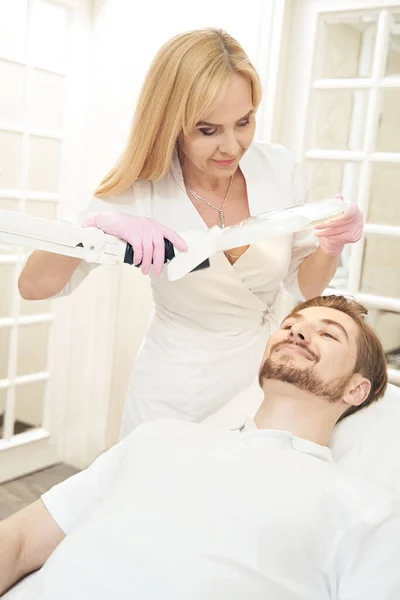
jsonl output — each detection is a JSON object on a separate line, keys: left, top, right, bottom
{"left": 90, "top": 0, "right": 270, "bottom": 160}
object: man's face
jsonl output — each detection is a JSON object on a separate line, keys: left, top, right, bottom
{"left": 259, "top": 307, "right": 360, "bottom": 402}
{"left": 179, "top": 73, "right": 256, "bottom": 177}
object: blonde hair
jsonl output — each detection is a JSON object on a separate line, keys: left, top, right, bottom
{"left": 95, "top": 28, "right": 262, "bottom": 198}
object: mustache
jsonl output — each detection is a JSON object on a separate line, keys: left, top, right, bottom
{"left": 270, "top": 340, "right": 319, "bottom": 362}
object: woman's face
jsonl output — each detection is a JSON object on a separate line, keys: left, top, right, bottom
{"left": 179, "top": 74, "right": 256, "bottom": 178}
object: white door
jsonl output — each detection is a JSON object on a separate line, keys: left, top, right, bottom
{"left": 0, "top": 0, "right": 91, "bottom": 482}
{"left": 280, "top": 0, "right": 400, "bottom": 386}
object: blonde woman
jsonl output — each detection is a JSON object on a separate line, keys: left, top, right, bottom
{"left": 19, "top": 29, "right": 363, "bottom": 436}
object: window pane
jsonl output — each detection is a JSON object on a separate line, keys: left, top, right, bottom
{"left": 28, "top": 136, "right": 61, "bottom": 192}
{"left": 0, "top": 60, "right": 25, "bottom": 123}
{"left": 321, "top": 16, "right": 377, "bottom": 79}
{"left": 0, "top": 387, "right": 7, "bottom": 438}
{"left": 29, "top": 69, "right": 65, "bottom": 130}
{"left": 312, "top": 90, "right": 368, "bottom": 151}
{"left": 377, "top": 89, "right": 400, "bottom": 153}
{"left": 0, "top": 327, "right": 11, "bottom": 379}
{"left": 368, "top": 164, "right": 400, "bottom": 226}
{"left": 0, "top": 265, "right": 15, "bottom": 317}
{"left": 386, "top": 14, "right": 400, "bottom": 76}
{"left": 29, "top": 0, "right": 69, "bottom": 72}
{"left": 17, "top": 322, "right": 50, "bottom": 376}
{"left": 0, "top": 198, "right": 19, "bottom": 212}
{"left": 14, "top": 380, "right": 46, "bottom": 434}
{"left": 306, "top": 161, "right": 361, "bottom": 203}
{"left": 369, "top": 310, "right": 400, "bottom": 373}
{"left": 0, "top": 131, "right": 23, "bottom": 189}
{"left": 361, "top": 236, "right": 400, "bottom": 298}
{"left": 0, "top": 0, "right": 27, "bottom": 62}
{"left": 25, "top": 199, "right": 57, "bottom": 220}
{"left": 0, "top": 200, "right": 19, "bottom": 253}
{"left": 20, "top": 298, "right": 51, "bottom": 316}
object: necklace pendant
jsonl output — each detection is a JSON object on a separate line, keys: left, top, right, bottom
{"left": 187, "top": 174, "right": 233, "bottom": 231}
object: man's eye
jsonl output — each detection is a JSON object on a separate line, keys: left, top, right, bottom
{"left": 282, "top": 324, "right": 292, "bottom": 330}
{"left": 200, "top": 128, "right": 217, "bottom": 136}
{"left": 321, "top": 332, "right": 337, "bottom": 340}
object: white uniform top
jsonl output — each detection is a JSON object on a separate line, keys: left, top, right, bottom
{"left": 58, "top": 142, "right": 317, "bottom": 434}
{"left": 35, "top": 419, "right": 400, "bottom": 600}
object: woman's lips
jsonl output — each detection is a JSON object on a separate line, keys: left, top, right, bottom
{"left": 213, "top": 158, "right": 237, "bottom": 166}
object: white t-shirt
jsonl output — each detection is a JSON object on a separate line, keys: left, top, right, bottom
{"left": 32, "top": 420, "right": 400, "bottom": 599}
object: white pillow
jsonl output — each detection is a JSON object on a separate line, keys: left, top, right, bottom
{"left": 331, "top": 383, "right": 400, "bottom": 493}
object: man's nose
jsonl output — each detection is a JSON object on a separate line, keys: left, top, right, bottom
{"left": 219, "top": 131, "right": 240, "bottom": 156}
{"left": 289, "top": 323, "right": 312, "bottom": 344}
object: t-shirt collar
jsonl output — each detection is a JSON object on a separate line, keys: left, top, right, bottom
{"left": 239, "top": 416, "right": 333, "bottom": 464}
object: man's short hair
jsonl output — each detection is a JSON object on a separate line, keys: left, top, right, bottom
{"left": 285, "top": 295, "right": 388, "bottom": 422}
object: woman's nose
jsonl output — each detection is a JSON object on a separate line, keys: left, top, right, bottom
{"left": 219, "top": 131, "right": 240, "bottom": 156}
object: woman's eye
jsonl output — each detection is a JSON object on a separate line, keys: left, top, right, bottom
{"left": 200, "top": 128, "right": 217, "bottom": 136}
{"left": 199, "top": 119, "right": 250, "bottom": 136}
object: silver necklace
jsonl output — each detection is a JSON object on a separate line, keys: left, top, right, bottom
{"left": 188, "top": 175, "right": 234, "bottom": 229}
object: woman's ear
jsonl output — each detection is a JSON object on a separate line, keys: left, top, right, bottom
{"left": 344, "top": 374, "right": 371, "bottom": 408}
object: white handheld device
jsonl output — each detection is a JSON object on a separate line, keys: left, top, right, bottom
{"left": 0, "top": 197, "right": 345, "bottom": 281}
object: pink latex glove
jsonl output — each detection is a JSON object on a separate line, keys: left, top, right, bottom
{"left": 84, "top": 213, "right": 187, "bottom": 275}
{"left": 313, "top": 195, "right": 364, "bottom": 256}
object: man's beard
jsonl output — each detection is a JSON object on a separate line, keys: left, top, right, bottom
{"left": 259, "top": 345, "right": 353, "bottom": 403}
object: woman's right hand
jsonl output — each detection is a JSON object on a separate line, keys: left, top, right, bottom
{"left": 84, "top": 213, "right": 187, "bottom": 276}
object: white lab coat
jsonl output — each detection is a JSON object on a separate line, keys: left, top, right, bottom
{"left": 59, "top": 142, "right": 317, "bottom": 435}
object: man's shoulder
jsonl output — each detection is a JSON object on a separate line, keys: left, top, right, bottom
{"left": 328, "top": 463, "right": 400, "bottom": 519}
{"left": 134, "top": 418, "right": 197, "bottom": 434}
{"left": 131, "top": 419, "right": 233, "bottom": 442}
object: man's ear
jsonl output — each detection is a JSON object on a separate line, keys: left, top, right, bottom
{"left": 343, "top": 374, "right": 371, "bottom": 408}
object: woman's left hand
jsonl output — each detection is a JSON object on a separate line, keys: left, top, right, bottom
{"left": 313, "top": 195, "right": 364, "bottom": 256}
